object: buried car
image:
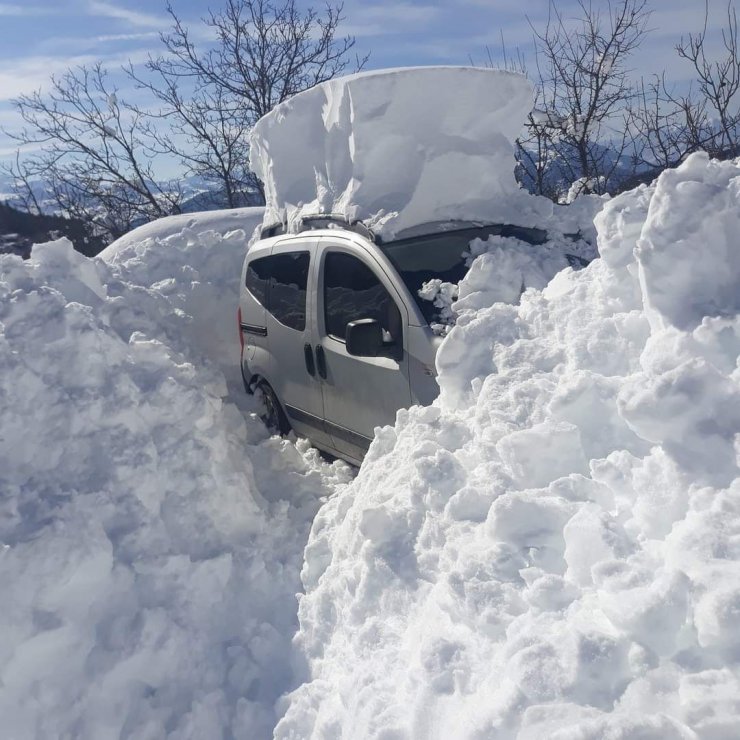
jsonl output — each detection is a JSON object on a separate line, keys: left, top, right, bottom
{"left": 238, "top": 218, "right": 551, "bottom": 465}
{"left": 238, "top": 65, "right": 588, "bottom": 464}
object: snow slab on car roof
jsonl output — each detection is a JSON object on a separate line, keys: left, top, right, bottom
{"left": 249, "top": 66, "right": 551, "bottom": 241}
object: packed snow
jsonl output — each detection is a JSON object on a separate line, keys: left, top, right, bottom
{"left": 275, "top": 152, "right": 740, "bottom": 739}
{"left": 0, "top": 213, "right": 353, "bottom": 739}
{"left": 2, "top": 72, "right": 739, "bottom": 740}
{"left": 249, "top": 66, "right": 554, "bottom": 240}
{"left": 418, "top": 227, "right": 598, "bottom": 336}
{"left": 103, "top": 206, "right": 265, "bottom": 257}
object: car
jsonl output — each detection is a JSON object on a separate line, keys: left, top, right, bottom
{"left": 238, "top": 216, "right": 548, "bottom": 466}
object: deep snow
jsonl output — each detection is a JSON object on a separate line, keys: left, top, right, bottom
{"left": 103, "top": 206, "right": 265, "bottom": 258}
{"left": 0, "top": 213, "right": 353, "bottom": 739}
{"left": 275, "top": 152, "right": 740, "bottom": 739}
{"left": 249, "top": 67, "right": 554, "bottom": 240}
{"left": 1, "top": 149, "right": 738, "bottom": 739}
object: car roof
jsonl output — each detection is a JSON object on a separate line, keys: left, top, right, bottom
{"left": 246, "top": 227, "right": 377, "bottom": 260}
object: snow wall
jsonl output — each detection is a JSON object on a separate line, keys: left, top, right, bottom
{"left": 0, "top": 212, "right": 354, "bottom": 739}
{"left": 276, "top": 152, "right": 740, "bottom": 739}
{"left": 249, "top": 67, "right": 546, "bottom": 239}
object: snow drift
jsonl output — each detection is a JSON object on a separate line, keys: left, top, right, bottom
{"left": 3, "top": 110, "right": 739, "bottom": 740}
{"left": 0, "top": 213, "right": 352, "bottom": 739}
{"left": 249, "top": 66, "right": 548, "bottom": 239}
{"left": 276, "top": 152, "right": 740, "bottom": 739}
{"left": 103, "top": 206, "right": 265, "bottom": 257}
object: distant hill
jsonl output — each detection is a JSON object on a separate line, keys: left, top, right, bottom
{"left": 0, "top": 202, "right": 106, "bottom": 258}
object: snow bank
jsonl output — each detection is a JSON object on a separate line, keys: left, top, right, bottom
{"left": 419, "top": 229, "right": 597, "bottom": 336}
{"left": 103, "top": 205, "right": 264, "bottom": 257}
{"left": 100, "top": 208, "right": 264, "bottom": 388}
{"left": 0, "top": 215, "right": 349, "bottom": 739}
{"left": 249, "top": 67, "right": 549, "bottom": 239}
{"left": 277, "top": 152, "right": 740, "bottom": 738}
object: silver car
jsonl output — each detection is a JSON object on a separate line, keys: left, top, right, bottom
{"left": 238, "top": 218, "right": 546, "bottom": 465}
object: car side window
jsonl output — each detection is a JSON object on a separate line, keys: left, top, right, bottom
{"left": 245, "top": 251, "right": 309, "bottom": 332}
{"left": 323, "top": 251, "right": 402, "bottom": 345}
{"left": 245, "top": 256, "right": 271, "bottom": 307}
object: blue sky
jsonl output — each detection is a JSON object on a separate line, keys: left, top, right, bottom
{"left": 0, "top": 0, "right": 729, "bottom": 166}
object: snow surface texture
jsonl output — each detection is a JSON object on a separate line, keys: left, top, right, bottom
{"left": 249, "top": 67, "right": 557, "bottom": 240}
{"left": 277, "top": 152, "right": 740, "bottom": 739}
{"left": 0, "top": 215, "right": 352, "bottom": 739}
{"left": 103, "top": 206, "right": 264, "bottom": 257}
{"left": 418, "top": 231, "right": 598, "bottom": 336}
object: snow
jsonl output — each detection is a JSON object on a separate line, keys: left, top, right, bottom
{"left": 276, "top": 152, "right": 740, "bottom": 739}
{"left": 0, "top": 214, "right": 352, "bottom": 739}
{"left": 424, "top": 231, "right": 597, "bottom": 336}
{"left": 249, "top": 66, "right": 552, "bottom": 240}
{"left": 103, "top": 206, "right": 265, "bottom": 258}
{"left": 2, "top": 87, "right": 739, "bottom": 739}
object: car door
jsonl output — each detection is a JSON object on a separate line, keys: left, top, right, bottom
{"left": 314, "top": 240, "right": 412, "bottom": 460}
{"left": 264, "top": 238, "right": 333, "bottom": 448}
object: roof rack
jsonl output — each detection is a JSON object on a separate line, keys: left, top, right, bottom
{"left": 259, "top": 214, "right": 377, "bottom": 243}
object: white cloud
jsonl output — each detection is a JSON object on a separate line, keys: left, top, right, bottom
{"left": 342, "top": 2, "right": 439, "bottom": 37}
{"left": 0, "top": 49, "right": 154, "bottom": 102}
{"left": 0, "top": 55, "right": 98, "bottom": 101}
{"left": 0, "top": 141, "right": 43, "bottom": 158}
{"left": 0, "top": 3, "right": 53, "bottom": 15}
{"left": 95, "top": 31, "right": 160, "bottom": 43}
{"left": 87, "top": 0, "right": 166, "bottom": 29}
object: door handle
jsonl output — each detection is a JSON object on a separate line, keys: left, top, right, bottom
{"left": 304, "top": 343, "right": 316, "bottom": 377}
{"left": 315, "top": 345, "right": 327, "bottom": 380}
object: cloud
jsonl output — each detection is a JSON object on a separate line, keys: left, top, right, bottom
{"left": 94, "top": 32, "right": 160, "bottom": 43}
{"left": 0, "top": 49, "right": 154, "bottom": 102}
{"left": 342, "top": 2, "right": 439, "bottom": 37}
{"left": 87, "top": 0, "right": 166, "bottom": 29}
{"left": 0, "top": 55, "right": 98, "bottom": 101}
{"left": 0, "top": 3, "right": 54, "bottom": 15}
{"left": 0, "top": 141, "right": 43, "bottom": 158}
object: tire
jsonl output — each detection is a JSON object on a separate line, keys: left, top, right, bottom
{"left": 256, "top": 381, "right": 291, "bottom": 436}
{"left": 240, "top": 362, "right": 253, "bottom": 395}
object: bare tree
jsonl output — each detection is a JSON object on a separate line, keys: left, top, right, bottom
{"left": 634, "top": 3, "right": 740, "bottom": 170}
{"left": 517, "top": 107, "right": 564, "bottom": 200}
{"left": 628, "top": 74, "right": 695, "bottom": 178}
{"left": 4, "top": 0, "right": 364, "bottom": 235}
{"left": 467, "top": 38, "right": 562, "bottom": 198}
{"left": 131, "top": 0, "right": 367, "bottom": 206}
{"left": 521, "top": 0, "right": 651, "bottom": 199}
{"left": 8, "top": 151, "right": 44, "bottom": 215}
{"left": 4, "top": 64, "right": 182, "bottom": 239}
{"left": 130, "top": 64, "right": 256, "bottom": 209}
{"left": 677, "top": 0, "right": 740, "bottom": 157}
{"left": 629, "top": 1, "right": 740, "bottom": 181}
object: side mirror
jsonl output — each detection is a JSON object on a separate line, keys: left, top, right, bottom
{"left": 346, "top": 318, "right": 383, "bottom": 357}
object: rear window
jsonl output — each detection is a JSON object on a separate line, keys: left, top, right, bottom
{"left": 268, "top": 252, "right": 310, "bottom": 331}
{"left": 245, "top": 251, "right": 310, "bottom": 332}
{"left": 245, "top": 256, "right": 271, "bottom": 307}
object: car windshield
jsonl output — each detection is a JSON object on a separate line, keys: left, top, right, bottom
{"left": 379, "top": 224, "right": 546, "bottom": 324}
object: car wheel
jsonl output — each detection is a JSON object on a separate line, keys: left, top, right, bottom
{"left": 240, "top": 362, "right": 252, "bottom": 395}
{"left": 256, "top": 381, "right": 291, "bottom": 436}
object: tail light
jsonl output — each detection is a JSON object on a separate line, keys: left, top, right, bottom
{"left": 237, "top": 306, "right": 244, "bottom": 352}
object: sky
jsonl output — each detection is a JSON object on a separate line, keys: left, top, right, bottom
{"left": 0, "top": 0, "right": 731, "bottom": 173}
